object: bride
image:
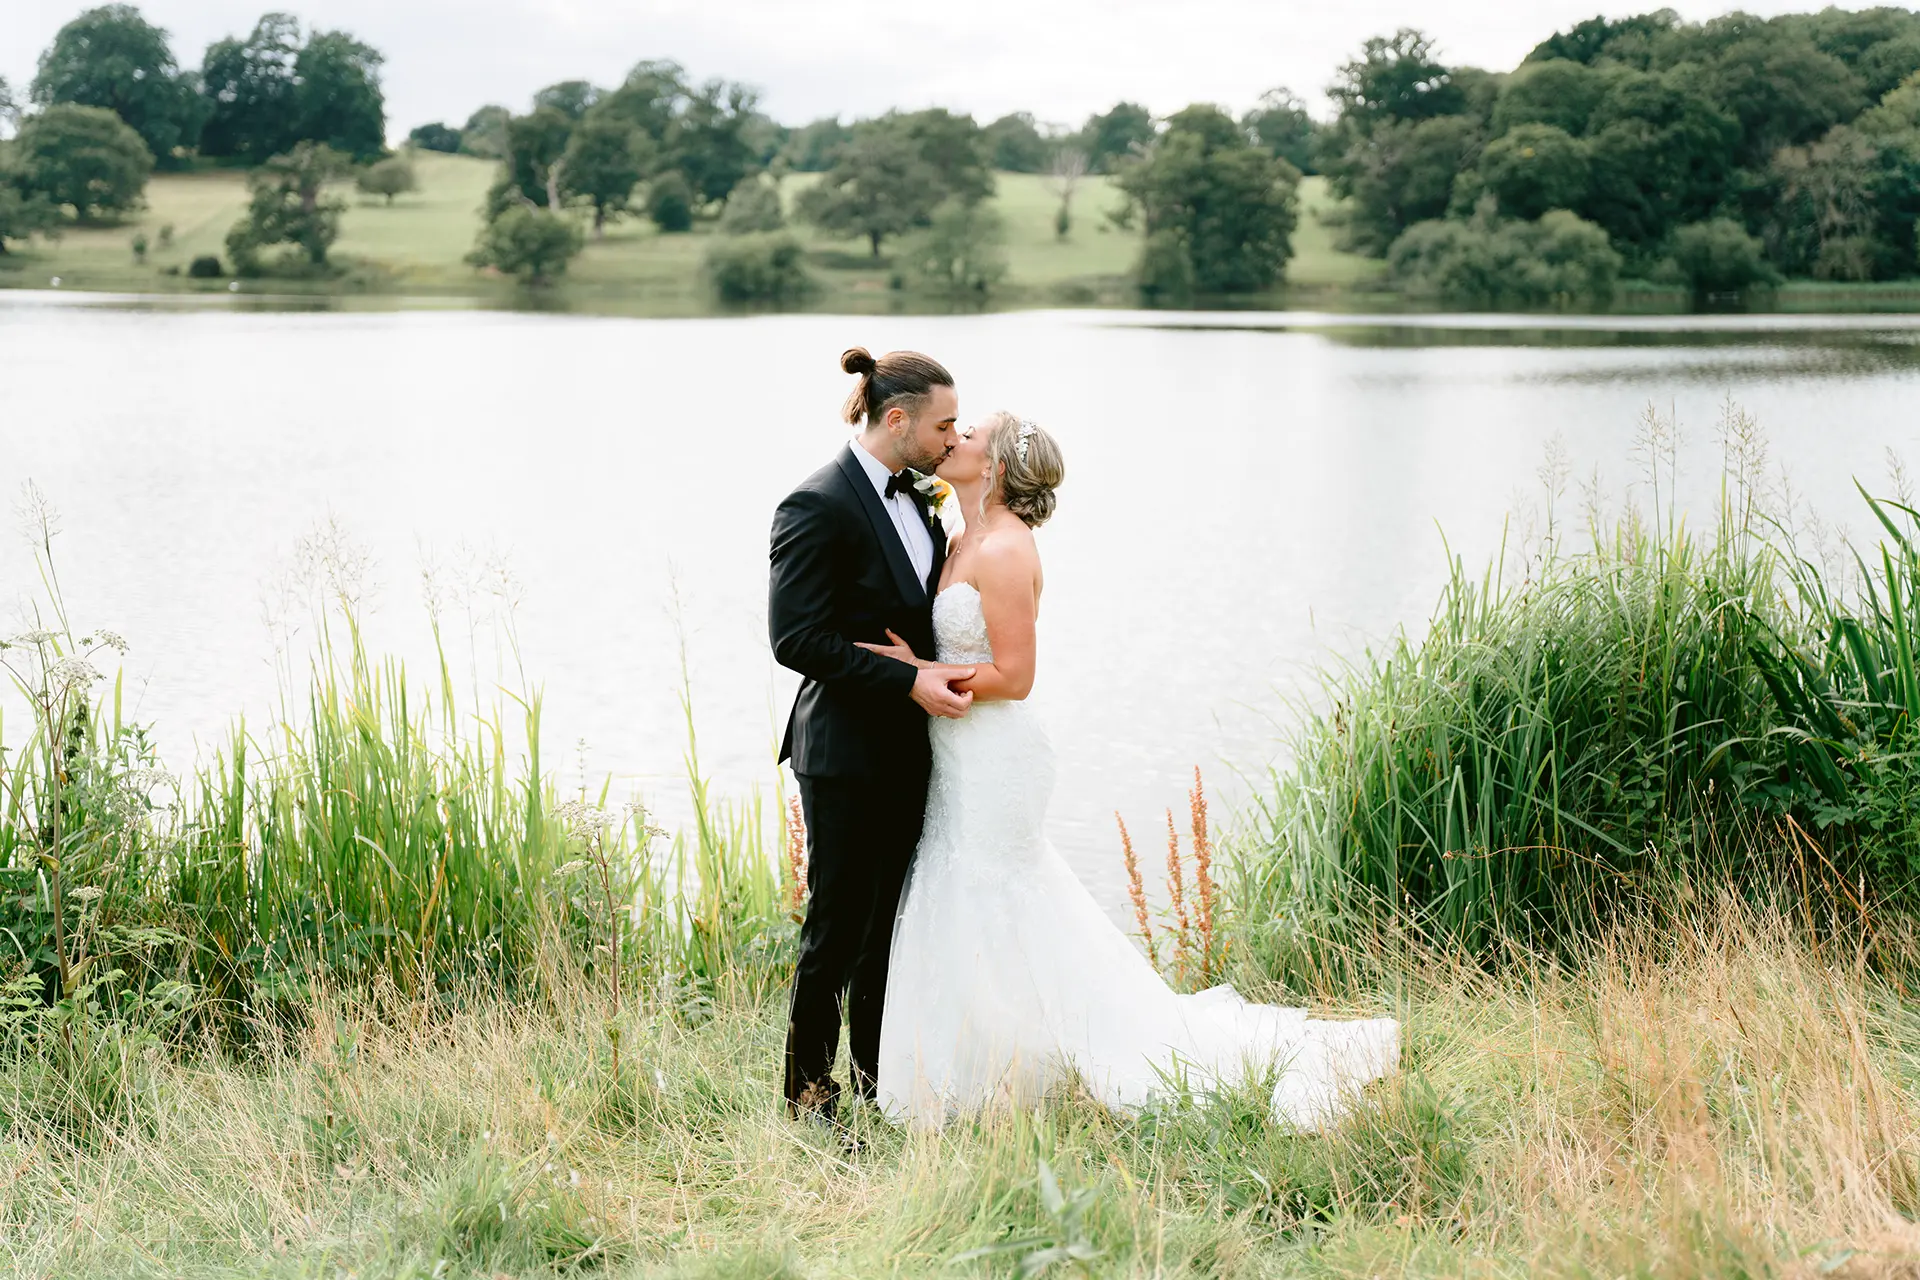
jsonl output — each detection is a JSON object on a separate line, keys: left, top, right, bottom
{"left": 859, "top": 412, "right": 1399, "bottom": 1130}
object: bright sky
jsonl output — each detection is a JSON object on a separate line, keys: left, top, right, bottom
{"left": 0, "top": 0, "right": 1894, "bottom": 140}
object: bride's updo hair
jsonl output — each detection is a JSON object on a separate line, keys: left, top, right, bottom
{"left": 981, "top": 411, "right": 1065, "bottom": 528}
{"left": 840, "top": 347, "right": 954, "bottom": 426}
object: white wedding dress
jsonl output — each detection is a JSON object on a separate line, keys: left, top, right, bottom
{"left": 876, "top": 583, "right": 1399, "bottom": 1130}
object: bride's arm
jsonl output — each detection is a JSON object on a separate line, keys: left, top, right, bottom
{"left": 953, "top": 538, "right": 1040, "bottom": 702}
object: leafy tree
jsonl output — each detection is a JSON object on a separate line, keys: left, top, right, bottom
{"left": 561, "top": 111, "right": 650, "bottom": 234}
{"left": 1388, "top": 207, "right": 1621, "bottom": 308}
{"left": 1763, "top": 125, "right": 1920, "bottom": 280}
{"left": 1244, "top": 88, "right": 1316, "bottom": 173}
{"left": 291, "top": 29, "right": 385, "bottom": 161}
{"left": 225, "top": 141, "right": 350, "bottom": 270}
{"left": 408, "top": 122, "right": 461, "bottom": 153}
{"left": 458, "top": 105, "right": 509, "bottom": 159}
{"left": 1477, "top": 123, "right": 1591, "bottom": 219}
{"left": 0, "top": 181, "right": 61, "bottom": 253}
{"left": 1665, "top": 217, "right": 1781, "bottom": 299}
{"left": 1580, "top": 69, "right": 1740, "bottom": 252}
{"left": 1697, "top": 31, "right": 1864, "bottom": 167}
{"left": 1330, "top": 29, "right": 1466, "bottom": 132}
{"left": 1526, "top": 12, "right": 1678, "bottom": 68}
{"left": 1322, "top": 113, "right": 1480, "bottom": 254}
{"left": 0, "top": 76, "right": 16, "bottom": 133}
{"left": 795, "top": 123, "right": 937, "bottom": 255}
{"left": 494, "top": 106, "right": 572, "bottom": 211}
{"left": 30, "top": 4, "right": 205, "bottom": 166}
{"left": 599, "top": 60, "right": 687, "bottom": 145}
{"left": 1117, "top": 104, "right": 1300, "bottom": 294}
{"left": 896, "top": 108, "right": 993, "bottom": 205}
{"left": 902, "top": 198, "right": 1007, "bottom": 298}
{"left": 984, "top": 112, "right": 1051, "bottom": 172}
{"left": 705, "top": 231, "right": 811, "bottom": 301}
{"left": 670, "top": 80, "right": 760, "bottom": 204}
{"left": 1078, "top": 101, "right": 1154, "bottom": 173}
{"left": 719, "top": 174, "right": 783, "bottom": 234}
{"left": 197, "top": 13, "right": 302, "bottom": 162}
{"left": 781, "top": 116, "right": 851, "bottom": 172}
{"left": 467, "top": 201, "right": 583, "bottom": 285}
{"left": 646, "top": 170, "right": 694, "bottom": 231}
{"left": 1137, "top": 228, "right": 1196, "bottom": 304}
{"left": 533, "top": 80, "right": 599, "bottom": 120}
{"left": 16, "top": 103, "right": 153, "bottom": 222}
{"left": 1047, "top": 147, "right": 1087, "bottom": 238}
{"left": 355, "top": 153, "right": 414, "bottom": 204}
{"left": 1491, "top": 59, "right": 1611, "bottom": 137}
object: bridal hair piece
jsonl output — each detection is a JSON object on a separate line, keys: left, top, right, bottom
{"left": 981, "top": 410, "right": 1066, "bottom": 528}
{"left": 839, "top": 347, "right": 954, "bottom": 427}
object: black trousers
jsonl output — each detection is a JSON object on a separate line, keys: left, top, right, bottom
{"left": 783, "top": 766, "right": 929, "bottom": 1114}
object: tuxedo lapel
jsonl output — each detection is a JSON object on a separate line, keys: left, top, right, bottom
{"left": 917, "top": 488, "right": 947, "bottom": 598}
{"left": 834, "top": 448, "right": 926, "bottom": 606}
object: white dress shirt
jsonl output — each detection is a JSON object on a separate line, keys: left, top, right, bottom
{"left": 849, "top": 440, "right": 935, "bottom": 586}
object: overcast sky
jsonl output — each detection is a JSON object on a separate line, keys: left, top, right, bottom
{"left": 2, "top": 0, "right": 1890, "bottom": 140}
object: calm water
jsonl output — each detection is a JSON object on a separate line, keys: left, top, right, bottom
{"left": 6, "top": 294, "right": 1920, "bottom": 918}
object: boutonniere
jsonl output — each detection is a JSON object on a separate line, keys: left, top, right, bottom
{"left": 911, "top": 471, "right": 966, "bottom": 549}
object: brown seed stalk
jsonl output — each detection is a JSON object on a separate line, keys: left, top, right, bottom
{"left": 1165, "top": 808, "right": 1190, "bottom": 983}
{"left": 784, "top": 793, "right": 808, "bottom": 911}
{"left": 1117, "top": 812, "right": 1155, "bottom": 962}
{"left": 1190, "top": 767, "right": 1216, "bottom": 982}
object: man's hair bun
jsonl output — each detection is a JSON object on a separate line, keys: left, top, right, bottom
{"left": 838, "top": 347, "right": 954, "bottom": 426}
{"left": 840, "top": 347, "right": 878, "bottom": 377}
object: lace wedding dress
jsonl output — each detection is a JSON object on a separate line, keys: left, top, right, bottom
{"left": 876, "top": 583, "right": 1399, "bottom": 1130}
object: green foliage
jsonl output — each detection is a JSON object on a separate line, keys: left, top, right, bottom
{"left": 597, "top": 59, "right": 687, "bottom": 146}
{"left": 704, "top": 231, "right": 811, "bottom": 302}
{"left": 197, "top": 15, "right": 386, "bottom": 164}
{"left": 646, "top": 170, "right": 694, "bottom": 232}
{"left": 1580, "top": 69, "right": 1740, "bottom": 253}
{"left": 718, "top": 173, "right": 783, "bottom": 234}
{"left": 1118, "top": 105, "right": 1299, "bottom": 295}
{"left": 533, "top": 78, "right": 599, "bottom": 120}
{"left": 15, "top": 102, "right": 153, "bottom": 222}
{"left": 562, "top": 110, "right": 651, "bottom": 233}
{"left": 1244, "top": 88, "right": 1317, "bottom": 173}
{"left": 186, "top": 252, "right": 221, "bottom": 277}
{"left": 354, "top": 153, "right": 415, "bottom": 205}
{"left": 985, "top": 111, "right": 1052, "bottom": 173}
{"left": 901, "top": 198, "right": 1008, "bottom": 299}
{"left": 1321, "top": 114, "right": 1478, "bottom": 256}
{"left": 496, "top": 105, "right": 572, "bottom": 211}
{"left": 458, "top": 104, "right": 510, "bottom": 159}
{"left": 1697, "top": 28, "right": 1866, "bottom": 166}
{"left": 1665, "top": 220, "right": 1781, "bottom": 299}
{"left": 469, "top": 200, "right": 584, "bottom": 284}
{"left": 795, "top": 122, "right": 936, "bottom": 255}
{"left": 408, "top": 121, "right": 461, "bottom": 153}
{"left": 29, "top": 3, "right": 206, "bottom": 167}
{"left": 1137, "top": 228, "right": 1196, "bottom": 304}
{"left": 0, "top": 179, "right": 61, "bottom": 252}
{"left": 1330, "top": 29, "right": 1467, "bottom": 131}
{"left": 1477, "top": 123, "right": 1591, "bottom": 220}
{"left": 1764, "top": 124, "right": 1920, "bottom": 280}
{"left": 780, "top": 116, "right": 851, "bottom": 172}
{"left": 1389, "top": 206, "right": 1621, "bottom": 307}
{"left": 1491, "top": 58, "right": 1611, "bottom": 137}
{"left": 225, "top": 141, "right": 351, "bottom": 272}
{"left": 669, "top": 79, "right": 762, "bottom": 205}
{"left": 1076, "top": 101, "right": 1155, "bottom": 174}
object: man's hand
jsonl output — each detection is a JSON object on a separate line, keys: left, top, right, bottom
{"left": 911, "top": 664, "right": 975, "bottom": 719}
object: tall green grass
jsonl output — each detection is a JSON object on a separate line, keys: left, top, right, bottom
{"left": 1232, "top": 404, "right": 1920, "bottom": 974}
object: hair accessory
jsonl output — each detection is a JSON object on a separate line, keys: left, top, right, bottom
{"left": 1014, "top": 418, "right": 1038, "bottom": 465}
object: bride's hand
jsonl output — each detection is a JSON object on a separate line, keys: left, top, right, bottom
{"left": 856, "top": 629, "right": 927, "bottom": 667}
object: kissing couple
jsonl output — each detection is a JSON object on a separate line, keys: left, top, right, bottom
{"left": 768, "top": 346, "right": 1398, "bottom": 1134}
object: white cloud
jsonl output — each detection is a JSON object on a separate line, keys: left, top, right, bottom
{"left": 1, "top": 0, "right": 1889, "bottom": 140}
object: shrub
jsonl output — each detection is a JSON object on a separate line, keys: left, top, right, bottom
{"left": 1389, "top": 207, "right": 1621, "bottom": 309}
{"left": 1138, "top": 229, "right": 1196, "bottom": 305}
{"left": 356, "top": 154, "right": 417, "bottom": 205}
{"left": 187, "top": 254, "right": 223, "bottom": 278}
{"left": 705, "top": 231, "right": 812, "bottom": 302}
{"left": 1665, "top": 218, "right": 1782, "bottom": 301}
{"left": 718, "top": 175, "right": 784, "bottom": 234}
{"left": 900, "top": 198, "right": 1007, "bottom": 299}
{"left": 131, "top": 231, "right": 148, "bottom": 261}
{"left": 647, "top": 171, "right": 694, "bottom": 232}
{"left": 467, "top": 201, "right": 585, "bottom": 285}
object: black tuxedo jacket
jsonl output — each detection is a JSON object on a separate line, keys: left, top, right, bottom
{"left": 770, "top": 447, "right": 947, "bottom": 778}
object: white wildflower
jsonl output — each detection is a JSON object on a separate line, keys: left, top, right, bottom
{"left": 91, "top": 630, "right": 129, "bottom": 654}
{"left": 70, "top": 885, "right": 105, "bottom": 902}
{"left": 553, "top": 860, "right": 588, "bottom": 877}
{"left": 9, "top": 629, "right": 58, "bottom": 646}
{"left": 553, "top": 800, "right": 606, "bottom": 836}
{"left": 48, "top": 657, "right": 101, "bottom": 689}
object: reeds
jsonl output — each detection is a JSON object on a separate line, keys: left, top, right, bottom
{"left": 1117, "top": 767, "right": 1223, "bottom": 987}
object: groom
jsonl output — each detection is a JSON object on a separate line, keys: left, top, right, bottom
{"left": 768, "top": 347, "right": 976, "bottom": 1124}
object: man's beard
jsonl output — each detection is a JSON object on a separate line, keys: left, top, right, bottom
{"left": 900, "top": 436, "right": 949, "bottom": 473}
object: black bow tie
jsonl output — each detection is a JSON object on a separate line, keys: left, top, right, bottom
{"left": 884, "top": 471, "right": 919, "bottom": 501}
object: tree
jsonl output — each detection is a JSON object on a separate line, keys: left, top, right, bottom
{"left": 902, "top": 199, "right": 1008, "bottom": 298}
{"left": 1491, "top": 59, "right": 1611, "bottom": 137}
{"left": 1698, "top": 31, "right": 1864, "bottom": 167}
{"left": 1579, "top": 69, "right": 1740, "bottom": 253}
{"left": 1766, "top": 125, "right": 1901, "bottom": 279}
{"left": 1477, "top": 123, "right": 1591, "bottom": 220}
{"left": 705, "top": 231, "right": 811, "bottom": 301}
{"left": 781, "top": 116, "right": 851, "bottom": 172}
{"left": 1117, "top": 104, "right": 1300, "bottom": 294}
{"left": 599, "top": 60, "right": 687, "bottom": 145}
{"left": 1244, "top": 88, "right": 1316, "bottom": 173}
{"left": 355, "top": 153, "right": 415, "bottom": 204}
{"left": 1666, "top": 217, "right": 1781, "bottom": 300}
{"left": 225, "top": 141, "right": 350, "bottom": 270}
{"left": 407, "top": 122, "right": 461, "bottom": 153}
{"left": 534, "top": 80, "right": 599, "bottom": 120}
{"left": 1047, "top": 147, "right": 1087, "bottom": 239}
{"left": 895, "top": 108, "right": 993, "bottom": 206}
{"left": 670, "top": 79, "right": 760, "bottom": 204}
{"left": 197, "top": 13, "right": 302, "bottom": 162}
{"left": 467, "top": 201, "right": 583, "bottom": 285}
{"left": 458, "top": 105, "right": 509, "bottom": 159}
{"left": 1330, "top": 29, "right": 1466, "bottom": 133}
{"left": 291, "top": 29, "right": 385, "bottom": 161}
{"left": 1322, "top": 113, "right": 1481, "bottom": 254}
{"left": 0, "top": 180, "right": 61, "bottom": 253}
{"left": 494, "top": 106, "right": 573, "bottom": 212}
{"left": 1388, "top": 207, "right": 1621, "bottom": 308}
{"left": 30, "top": 4, "right": 205, "bottom": 166}
{"left": 0, "top": 76, "right": 16, "bottom": 134}
{"left": 795, "top": 123, "right": 938, "bottom": 255}
{"left": 562, "top": 111, "right": 650, "bottom": 234}
{"left": 1526, "top": 12, "right": 1679, "bottom": 68}
{"left": 718, "top": 174, "right": 783, "bottom": 234}
{"left": 1078, "top": 102, "right": 1154, "bottom": 173}
{"left": 646, "top": 170, "right": 693, "bottom": 231}
{"left": 984, "top": 112, "right": 1051, "bottom": 172}
{"left": 16, "top": 103, "right": 153, "bottom": 222}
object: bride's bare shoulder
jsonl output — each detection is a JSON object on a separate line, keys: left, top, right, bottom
{"left": 973, "top": 521, "right": 1039, "bottom": 569}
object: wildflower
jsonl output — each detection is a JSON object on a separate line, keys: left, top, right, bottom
{"left": 48, "top": 657, "right": 101, "bottom": 689}
{"left": 70, "top": 885, "right": 104, "bottom": 902}
{"left": 554, "top": 860, "right": 589, "bottom": 877}
{"left": 90, "top": 630, "right": 130, "bottom": 653}
{"left": 8, "top": 629, "right": 58, "bottom": 646}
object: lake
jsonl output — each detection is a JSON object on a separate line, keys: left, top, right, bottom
{"left": 6, "top": 293, "right": 1920, "bottom": 919}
